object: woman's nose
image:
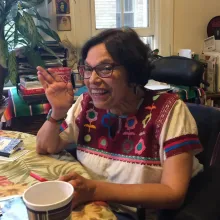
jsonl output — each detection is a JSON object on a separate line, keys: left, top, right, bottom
{"left": 89, "top": 70, "right": 102, "bottom": 84}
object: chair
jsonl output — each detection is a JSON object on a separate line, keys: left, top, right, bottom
{"left": 139, "top": 56, "right": 220, "bottom": 220}
{"left": 158, "top": 104, "right": 220, "bottom": 220}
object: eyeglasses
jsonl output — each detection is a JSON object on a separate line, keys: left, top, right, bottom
{"left": 78, "top": 63, "right": 121, "bottom": 79}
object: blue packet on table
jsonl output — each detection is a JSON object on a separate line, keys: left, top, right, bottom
{"left": 0, "top": 137, "right": 23, "bottom": 157}
{"left": 0, "top": 196, "right": 28, "bottom": 220}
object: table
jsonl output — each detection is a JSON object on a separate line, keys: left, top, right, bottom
{"left": 0, "top": 130, "right": 116, "bottom": 220}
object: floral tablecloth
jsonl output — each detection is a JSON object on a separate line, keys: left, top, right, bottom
{"left": 0, "top": 130, "right": 116, "bottom": 220}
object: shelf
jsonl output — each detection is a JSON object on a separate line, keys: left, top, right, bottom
{"left": 206, "top": 93, "right": 220, "bottom": 98}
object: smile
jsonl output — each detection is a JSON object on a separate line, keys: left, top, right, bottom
{"left": 90, "top": 89, "right": 109, "bottom": 95}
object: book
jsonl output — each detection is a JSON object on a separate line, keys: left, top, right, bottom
{"left": 19, "top": 75, "right": 42, "bottom": 89}
{"left": 20, "top": 75, "right": 38, "bottom": 82}
{"left": 19, "top": 85, "right": 45, "bottom": 95}
{"left": 18, "top": 90, "right": 48, "bottom": 105}
{"left": 0, "top": 137, "right": 24, "bottom": 157}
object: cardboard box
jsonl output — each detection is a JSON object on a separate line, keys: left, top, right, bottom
{"left": 202, "top": 52, "right": 220, "bottom": 92}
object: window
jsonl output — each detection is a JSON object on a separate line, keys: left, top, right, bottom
{"left": 94, "top": 0, "right": 149, "bottom": 29}
{"left": 116, "top": 0, "right": 134, "bottom": 28}
{"left": 140, "top": 36, "right": 154, "bottom": 48}
{"left": 92, "top": 0, "right": 155, "bottom": 49}
{"left": 73, "top": 0, "right": 174, "bottom": 56}
{"left": 116, "top": 0, "right": 122, "bottom": 28}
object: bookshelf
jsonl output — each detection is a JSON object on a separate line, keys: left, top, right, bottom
{"left": 206, "top": 93, "right": 220, "bottom": 98}
{"left": 206, "top": 92, "right": 220, "bottom": 108}
{"left": 16, "top": 41, "right": 68, "bottom": 104}
{"left": 1, "top": 42, "right": 83, "bottom": 134}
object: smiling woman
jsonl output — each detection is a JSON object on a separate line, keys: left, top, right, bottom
{"left": 79, "top": 28, "right": 152, "bottom": 114}
{"left": 36, "top": 27, "right": 203, "bottom": 220}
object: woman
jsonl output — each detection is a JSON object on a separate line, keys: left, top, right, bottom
{"left": 36, "top": 28, "right": 203, "bottom": 220}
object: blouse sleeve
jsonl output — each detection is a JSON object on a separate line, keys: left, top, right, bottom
{"left": 59, "top": 94, "right": 83, "bottom": 144}
{"left": 159, "top": 99, "right": 203, "bottom": 163}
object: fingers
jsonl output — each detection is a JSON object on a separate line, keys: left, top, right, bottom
{"left": 36, "top": 66, "right": 55, "bottom": 84}
{"left": 69, "top": 179, "right": 81, "bottom": 188}
{"left": 58, "top": 171, "right": 79, "bottom": 182}
{"left": 47, "top": 68, "right": 63, "bottom": 82}
{"left": 37, "top": 72, "right": 48, "bottom": 90}
{"left": 36, "top": 146, "right": 48, "bottom": 155}
{"left": 66, "top": 82, "right": 74, "bottom": 97}
{"left": 37, "top": 66, "right": 75, "bottom": 98}
{"left": 93, "top": 201, "right": 108, "bottom": 206}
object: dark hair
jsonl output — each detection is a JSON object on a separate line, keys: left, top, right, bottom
{"left": 81, "top": 27, "right": 153, "bottom": 86}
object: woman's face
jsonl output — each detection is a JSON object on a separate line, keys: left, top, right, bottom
{"left": 84, "top": 43, "right": 131, "bottom": 110}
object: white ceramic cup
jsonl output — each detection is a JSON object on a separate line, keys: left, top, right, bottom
{"left": 179, "top": 49, "right": 192, "bottom": 59}
{"left": 23, "top": 181, "right": 74, "bottom": 220}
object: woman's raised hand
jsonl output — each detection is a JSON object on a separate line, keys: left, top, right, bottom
{"left": 37, "top": 66, "right": 74, "bottom": 119}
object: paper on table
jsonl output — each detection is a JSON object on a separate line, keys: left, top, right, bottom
{"left": 0, "top": 196, "right": 28, "bottom": 220}
{"left": 0, "top": 150, "right": 30, "bottom": 162}
{"left": 0, "top": 195, "right": 22, "bottom": 202}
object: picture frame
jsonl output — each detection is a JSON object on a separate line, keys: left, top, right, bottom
{"left": 56, "top": 0, "right": 70, "bottom": 14}
{"left": 57, "top": 16, "right": 71, "bottom": 31}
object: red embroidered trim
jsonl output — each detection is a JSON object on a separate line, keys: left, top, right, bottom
{"left": 166, "top": 144, "right": 202, "bottom": 158}
{"left": 59, "top": 120, "right": 68, "bottom": 132}
{"left": 77, "top": 146, "right": 161, "bottom": 165}
{"left": 155, "top": 94, "right": 178, "bottom": 139}
{"left": 164, "top": 134, "right": 199, "bottom": 148}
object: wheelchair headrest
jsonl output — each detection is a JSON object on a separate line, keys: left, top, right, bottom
{"left": 150, "top": 56, "right": 204, "bottom": 87}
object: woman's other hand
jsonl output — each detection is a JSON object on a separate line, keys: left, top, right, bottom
{"left": 59, "top": 172, "right": 96, "bottom": 208}
{"left": 37, "top": 66, "right": 74, "bottom": 119}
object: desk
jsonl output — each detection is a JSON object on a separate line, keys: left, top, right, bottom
{"left": 0, "top": 130, "right": 116, "bottom": 219}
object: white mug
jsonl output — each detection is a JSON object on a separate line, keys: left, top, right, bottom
{"left": 23, "top": 181, "right": 74, "bottom": 220}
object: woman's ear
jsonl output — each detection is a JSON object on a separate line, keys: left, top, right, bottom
{"left": 127, "top": 83, "right": 139, "bottom": 95}
{"left": 131, "top": 84, "right": 138, "bottom": 95}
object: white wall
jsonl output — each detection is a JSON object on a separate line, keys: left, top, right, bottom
{"left": 48, "top": 0, "right": 77, "bottom": 47}
{"left": 158, "top": 0, "right": 174, "bottom": 56}
{"left": 49, "top": 0, "right": 220, "bottom": 56}
{"left": 174, "top": 0, "right": 220, "bottom": 55}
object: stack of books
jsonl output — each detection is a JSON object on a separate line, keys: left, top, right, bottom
{"left": 18, "top": 75, "right": 47, "bottom": 104}
{"left": 19, "top": 75, "right": 44, "bottom": 95}
{"left": 17, "top": 41, "right": 67, "bottom": 104}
